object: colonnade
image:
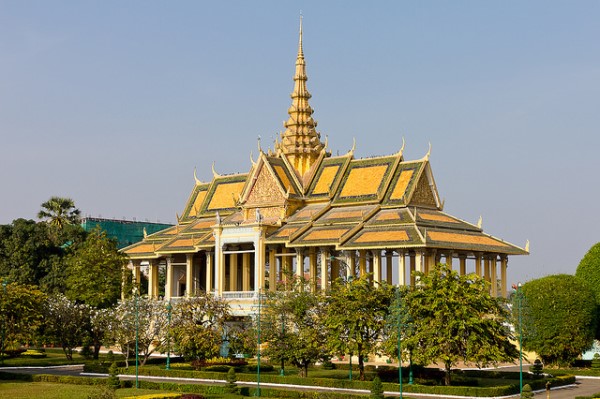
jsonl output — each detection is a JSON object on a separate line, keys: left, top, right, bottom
{"left": 130, "top": 246, "right": 509, "bottom": 300}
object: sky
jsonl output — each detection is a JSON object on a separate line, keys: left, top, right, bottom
{"left": 1, "top": 1, "right": 599, "bottom": 286}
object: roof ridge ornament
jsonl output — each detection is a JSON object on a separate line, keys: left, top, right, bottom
{"left": 424, "top": 142, "right": 432, "bottom": 161}
{"left": 397, "top": 137, "right": 405, "bottom": 157}
{"left": 477, "top": 215, "right": 483, "bottom": 229}
{"left": 194, "top": 167, "right": 203, "bottom": 185}
{"left": 525, "top": 240, "right": 530, "bottom": 252}
{"left": 212, "top": 162, "right": 221, "bottom": 178}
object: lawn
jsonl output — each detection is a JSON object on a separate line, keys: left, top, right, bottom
{"left": 0, "top": 380, "right": 167, "bottom": 398}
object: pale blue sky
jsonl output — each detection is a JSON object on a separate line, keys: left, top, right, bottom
{"left": 1, "top": 1, "right": 599, "bottom": 285}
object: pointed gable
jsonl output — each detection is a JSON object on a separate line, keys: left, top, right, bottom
{"left": 406, "top": 163, "right": 439, "bottom": 208}
{"left": 244, "top": 161, "right": 287, "bottom": 207}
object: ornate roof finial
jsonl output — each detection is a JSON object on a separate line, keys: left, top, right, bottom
{"left": 275, "top": 15, "right": 326, "bottom": 179}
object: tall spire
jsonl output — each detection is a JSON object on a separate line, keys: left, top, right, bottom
{"left": 276, "top": 16, "right": 325, "bottom": 178}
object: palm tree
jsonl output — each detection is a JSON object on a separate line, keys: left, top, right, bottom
{"left": 38, "top": 196, "right": 81, "bottom": 229}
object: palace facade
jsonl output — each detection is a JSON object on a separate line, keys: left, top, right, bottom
{"left": 122, "top": 21, "right": 527, "bottom": 315}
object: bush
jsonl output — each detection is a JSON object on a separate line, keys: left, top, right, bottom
{"left": 107, "top": 362, "right": 120, "bottom": 389}
{"left": 370, "top": 376, "right": 384, "bottom": 399}
{"left": 224, "top": 367, "right": 238, "bottom": 394}
{"left": 530, "top": 359, "right": 543, "bottom": 377}
{"left": 521, "top": 383, "right": 534, "bottom": 398}
{"left": 593, "top": 354, "right": 600, "bottom": 370}
{"left": 245, "top": 363, "right": 274, "bottom": 372}
{"left": 21, "top": 349, "right": 47, "bottom": 358}
{"left": 87, "top": 386, "right": 116, "bottom": 399}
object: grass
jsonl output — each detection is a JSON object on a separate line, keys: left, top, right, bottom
{"left": 0, "top": 348, "right": 122, "bottom": 367}
{"left": 0, "top": 380, "right": 259, "bottom": 398}
{"left": 0, "top": 380, "right": 166, "bottom": 398}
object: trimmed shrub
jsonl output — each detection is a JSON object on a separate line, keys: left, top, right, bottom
{"left": 521, "top": 383, "right": 534, "bottom": 398}
{"left": 370, "top": 376, "right": 384, "bottom": 399}
{"left": 530, "top": 359, "right": 543, "bottom": 377}
{"left": 107, "top": 362, "right": 120, "bottom": 389}
{"left": 224, "top": 367, "right": 238, "bottom": 394}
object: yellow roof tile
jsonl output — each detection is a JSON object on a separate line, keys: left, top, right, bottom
{"left": 390, "top": 170, "right": 414, "bottom": 200}
{"left": 340, "top": 165, "right": 387, "bottom": 197}
{"left": 355, "top": 230, "right": 409, "bottom": 243}
{"left": 427, "top": 231, "right": 508, "bottom": 247}
{"left": 313, "top": 165, "right": 340, "bottom": 194}
{"left": 207, "top": 181, "right": 245, "bottom": 210}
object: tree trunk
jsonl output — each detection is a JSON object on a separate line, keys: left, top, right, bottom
{"left": 63, "top": 346, "right": 73, "bottom": 360}
{"left": 93, "top": 342, "right": 101, "bottom": 360}
{"left": 358, "top": 354, "right": 366, "bottom": 381}
{"left": 444, "top": 362, "right": 451, "bottom": 386}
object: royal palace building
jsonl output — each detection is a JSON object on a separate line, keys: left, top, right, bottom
{"left": 122, "top": 20, "right": 528, "bottom": 315}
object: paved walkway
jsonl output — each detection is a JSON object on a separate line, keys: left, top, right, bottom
{"left": 3, "top": 365, "right": 600, "bottom": 398}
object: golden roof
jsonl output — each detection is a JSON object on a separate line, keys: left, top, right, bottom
{"left": 122, "top": 20, "right": 527, "bottom": 260}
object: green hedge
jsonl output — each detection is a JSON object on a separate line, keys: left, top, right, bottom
{"left": 118, "top": 366, "right": 576, "bottom": 398}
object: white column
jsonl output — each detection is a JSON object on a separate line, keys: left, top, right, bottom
{"left": 147, "top": 260, "right": 156, "bottom": 298}
{"left": 372, "top": 250, "right": 381, "bottom": 285}
{"left": 475, "top": 253, "right": 482, "bottom": 277}
{"left": 186, "top": 254, "right": 194, "bottom": 297}
{"left": 409, "top": 252, "right": 416, "bottom": 286}
{"left": 310, "top": 248, "right": 318, "bottom": 292}
{"left": 397, "top": 251, "right": 406, "bottom": 286}
{"left": 269, "top": 248, "right": 277, "bottom": 292}
{"left": 320, "top": 248, "right": 329, "bottom": 291}
{"left": 295, "top": 249, "right": 305, "bottom": 280}
{"left": 165, "top": 257, "right": 173, "bottom": 300}
{"left": 254, "top": 232, "right": 266, "bottom": 292}
{"left": 346, "top": 251, "right": 356, "bottom": 279}
{"left": 206, "top": 252, "right": 213, "bottom": 293}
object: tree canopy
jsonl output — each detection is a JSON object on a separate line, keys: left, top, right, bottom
{"left": 516, "top": 274, "right": 597, "bottom": 366}
{"left": 38, "top": 196, "right": 81, "bottom": 229}
{"left": 0, "top": 283, "right": 46, "bottom": 353}
{"left": 170, "top": 294, "right": 230, "bottom": 362}
{"left": 397, "top": 264, "right": 517, "bottom": 385}
{"left": 64, "top": 227, "right": 126, "bottom": 308}
{"left": 323, "top": 276, "right": 394, "bottom": 381}
{"left": 262, "top": 277, "right": 328, "bottom": 377}
{"left": 576, "top": 242, "right": 600, "bottom": 303}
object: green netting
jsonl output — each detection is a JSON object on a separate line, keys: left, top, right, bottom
{"left": 81, "top": 218, "right": 173, "bottom": 248}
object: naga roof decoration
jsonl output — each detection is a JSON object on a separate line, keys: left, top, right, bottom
{"left": 122, "top": 18, "right": 527, "bottom": 260}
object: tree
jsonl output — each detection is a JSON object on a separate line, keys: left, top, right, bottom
{"left": 401, "top": 264, "right": 517, "bottom": 386}
{"left": 323, "top": 276, "right": 394, "bottom": 381}
{"left": 262, "top": 276, "right": 328, "bottom": 377}
{"left": 64, "top": 228, "right": 126, "bottom": 308}
{"left": 370, "top": 376, "right": 384, "bottom": 399}
{"left": 0, "top": 283, "right": 46, "bottom": 353}
{"left": 0, "top": 218, "right": 86, "bottom": 293}
{"left": 224, "top": 367, "right": 238, "bottom": 394}
{"left": 43, "top": 294, "right": 90, "bottom": 360}
{"left": 88, "top": 307, "right": 113, "bottom": 359}
{"left": 105, "top": 295, "right": 168, "bottom": 367}
{"left": 576, "top": 243, "right": 600, "bottom": 303}
{"left": 170, "top": 294, "right": 230, "bottom": 361}
{"left": 516, "top": 274, "right": 597, "bottom": 366}
{"left": 38, "top": 196, "right": 81, "bottom": 229}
